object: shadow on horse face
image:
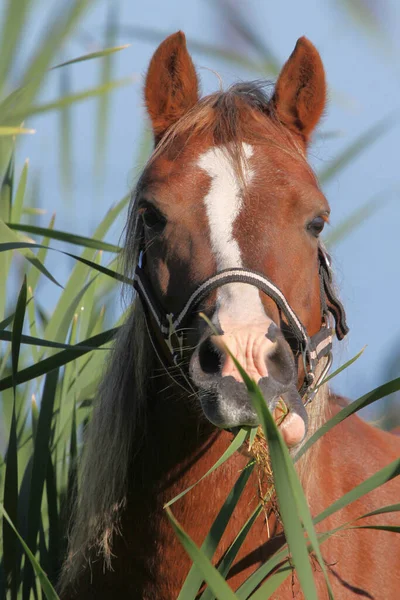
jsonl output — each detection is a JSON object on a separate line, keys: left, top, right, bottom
{"left": 135, "top": 31, "right": 333, "bottom": 447}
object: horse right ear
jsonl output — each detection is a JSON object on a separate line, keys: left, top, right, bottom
{"left": 144, "top": 31, "right": 200, "bottom": 144}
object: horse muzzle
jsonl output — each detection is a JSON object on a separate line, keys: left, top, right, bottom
{"left": 189, "top": 323, "right": 308, "bottom": 447}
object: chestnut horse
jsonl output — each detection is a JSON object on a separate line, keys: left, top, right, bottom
{"left": 61, "top": 33, "right": 400, "bottom": 599}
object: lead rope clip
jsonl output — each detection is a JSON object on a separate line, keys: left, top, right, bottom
{"left": 303, "top": 352, "right": 333, "bottom": 407}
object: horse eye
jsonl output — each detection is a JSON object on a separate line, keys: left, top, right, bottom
{"left": 307, "top": 216, "right": 326, "bottom": 237}
{"left": 139, "top": 204, "right": 166, "bottom": 234}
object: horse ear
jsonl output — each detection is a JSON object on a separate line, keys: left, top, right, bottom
{"left": 271, "top": 37, "right": 326, "bottom": 143}
{"left": 144, "top": 31, "right": 199, "bottom": 143}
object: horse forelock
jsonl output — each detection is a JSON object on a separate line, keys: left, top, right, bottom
{"left": 139, "top": 80, "right": 308, "bottom": 188}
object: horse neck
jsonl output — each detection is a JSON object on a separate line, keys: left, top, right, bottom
{"left": 130, "top": 357, "right": 331, "bottom": 499}
{"left": 129, "top": 368, "right": 228, "bottom": 492}
{"left": 116, "top": 363, "right": 331, "bottom": 599}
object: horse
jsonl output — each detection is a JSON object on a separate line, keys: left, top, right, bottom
{"left": 60, "top": 32, "right": 400, "bottom": 599}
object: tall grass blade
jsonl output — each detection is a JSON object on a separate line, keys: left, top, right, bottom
{"left": 121, "top": 25, "right": 266, "bottom": 73}
{"left": 296, "top": 376, "right": 400, "bottom": 461}
{"left": 95, "top": 1, "right": 119, "bottom": 179}
{"left": 2, "top": 277, "right": 26, "bottom": 598}
{"left": 0, "top": 329, "right": 111, "bottom": 352}
{"left": 11, "top": 159, "right": 29, "bottom": 224}
{"left": 58, "top": 62, "right": 73, "bottom": 200}
{"left": 314, "top": 457, "right": 400, "bottom": 526}
{"left": 0, "top": 223, "right": 62, "bottom": 288}
{"left": 165, "top": 507, "right": 239, "bottom": 600}
{"left": 27, "top": 214, "right": 55, "bottom": 293}
{"left": 211, "top": 0, "right": 280, "bottom": 75}
{"left": 318, "top": 114, "right": 395, "bottom": 184}
{"left": 237, "top": 504, "right": 400, "bottom": 598}
{"left": 325, "top": 194, "right": 388, "bottom": 247}
{"left": 0, "top": 127, "right": 35, "bottom": 136}
{"left": 6, "top": 223, "right": 121, "bottom": 252}
{"left": 0, "top": 0, "right": 96, "bottom": 181}
{"left": 52, "top": 44, "right": 130, "bottom": 70}
{"left": 11, "top": 78, "right": 133, "bottom": 122}
{"left": 0, "top": 0, "right": 31, "bottom": 93}
{"left": 178, "top": 463, "right": 255, "bottom": 599}
{"left": 41, "top": 193, "right": 129, "bottom": 345}
{"left": 318, "top": 346, "right": 366, "bottom": 387}
{"left": 45, "top": 457, "right": 60, "bottom": 584}
{"left": 22, "top": 370, "right": 59, "bottom": 600}
{"left": 0, "top": 506, "right": 59, "bottom": 600}
{"left": 164, "top": 428, "right": 248, "bottom": 507}
{"left": 228, "top": 357, "right": 326, "bottom": 599}
{"left": 201, "top": 503, "right": 263, "bottom": 600}
{"left": 0, "top": 328, "right": 118, "bottom": 391}
{"left": 0, "top": 151, "right": 14, "bottom": 321}
{"left": 0, "top": 242, "right": 130, "bottom": 285}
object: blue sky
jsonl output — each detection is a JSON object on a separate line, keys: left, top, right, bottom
{"left": 11, "top": 0, "right": 400, "bottom": 410}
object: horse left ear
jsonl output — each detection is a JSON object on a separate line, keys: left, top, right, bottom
{"left": 144, "top": 31, "right": 200, "bottom": 144}
{"left": 271, "top": 37, "right": 326, "bottom": 144}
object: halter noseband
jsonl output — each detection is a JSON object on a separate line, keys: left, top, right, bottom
{"left": 134, "top": 245, "right": 349, "bottom": 404}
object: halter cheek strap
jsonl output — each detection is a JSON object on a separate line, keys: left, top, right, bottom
{"left": 133, "top": 245, "right": 349, "bottom": 403}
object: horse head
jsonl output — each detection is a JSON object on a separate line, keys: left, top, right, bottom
{"left": 132, "top": 31, "right": 345, "bottom": 448}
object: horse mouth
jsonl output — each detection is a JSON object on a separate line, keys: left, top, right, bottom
{"left": 194, "top": 375, "right": 308, "bottom": 448}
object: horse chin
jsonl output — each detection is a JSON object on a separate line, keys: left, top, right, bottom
{"left": 199, "top": 377, "right": 259, "bottom": 429}
{"left": 197, "top": 375, "right": 308, "bottom": 446}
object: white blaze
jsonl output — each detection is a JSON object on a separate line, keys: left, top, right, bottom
{"left": 198, "top": 143, "right": 268, "bottom": 328}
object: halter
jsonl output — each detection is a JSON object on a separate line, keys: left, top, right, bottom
{"left": 133, "top": 245, "right": 349, "bottom": 405}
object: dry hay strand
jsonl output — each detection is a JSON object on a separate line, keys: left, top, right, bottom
{"left": 245, "top": 397, "right": 289, "bottom": 536}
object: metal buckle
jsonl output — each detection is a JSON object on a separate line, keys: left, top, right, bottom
{"left": 303, "top": 352, "right": 333, "bottom": 407}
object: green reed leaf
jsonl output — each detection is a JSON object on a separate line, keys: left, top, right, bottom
{"left": 2, "top": 277, "right": 26, "bottom": 598}
{"left": 11, "top": 158, "right": 29, "bottom": 224}
{"left": 166, "top": 508, "right": 239, "bottom": 600}
{"left": 121, "top": 25, "right": 266, "bottom": 73}
{"left": 27, "top": 213, "right": 55, "bottom": 293}
{"left": 325, "top": 193, "right": 390, "bottom": 247}
{"left": 58, "top": 58, "right": 72, "bottom": 200}
{"left": 0, "top": 242, "right": 130, "bottom": 285}
{"left": 318, "top": 346, "right": 366, "bottom": 387}
{"left": 0, "top": 127, "right": 35, "bottom": 136}
{"left": 0, "top": 151, "right": 14, "bottom": 321}
{"left": 42, "top": 193, "right": 129, "bottom": 346}
{"left": 95, "top": 2, "right": 119, "bottom": 179}
{"left": 296, "top": 376, "right": 400, "bottom": 461}
{"left": 179, "top": 463, "right": 255, "bottom": 600}
{"left": 228, "top": 361, "right": 323, "bottom": 600}
{"left": 0, "top": 0, "right": 96, "bottom": 181}
{"left": 318, "top": 114, "right": 395, "bottom": 185}
{"left": 200, "top": 500, "right": 263, "bottom": 600}
{"left": 0, "top": 505, "right": 59, "bottom": 600}
{"left": 0, "top": 328, "right": 118, "bottom": 391}
{"left": 6, "top": 223, "right": 121, "bottom": 252}
{"left": 314, "top": 457, "right": 400, "bottom": 526}
{"left": 52, "top": 44, "right": 130, "bottom": 70}
{"left": 238, "top": 504, "right": 400, "bottom": 598}
{"left": 0, "top": 0, "right": 31, "bottom": 93}
{"left": 22, "top": 370, "right": 59, "bottom": 599}
{"left": 0, "top": 329, "right": 110, "bottom": 351}
{"left": 11, "top": 78, "right": 133, "bottom": 122}
{"left": 0, "top": 222, "right": 62, "bottom": 288}
{"left": 164, "top": 428, "right": 249, "bottom": 508}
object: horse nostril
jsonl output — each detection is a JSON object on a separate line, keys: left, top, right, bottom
{"left": 198, "top": 338, "right": 221, "bottom": 375}
{"left": 266, "top": 342, "right": 295, "bottom": 385}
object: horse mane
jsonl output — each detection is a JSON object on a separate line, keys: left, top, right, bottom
{"left": 60, "top": 79, "right": 329, "bottom": 591}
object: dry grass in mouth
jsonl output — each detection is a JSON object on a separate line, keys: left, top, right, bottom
{"left": 244, "top": 397, "right": 288, "bottom": 536}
